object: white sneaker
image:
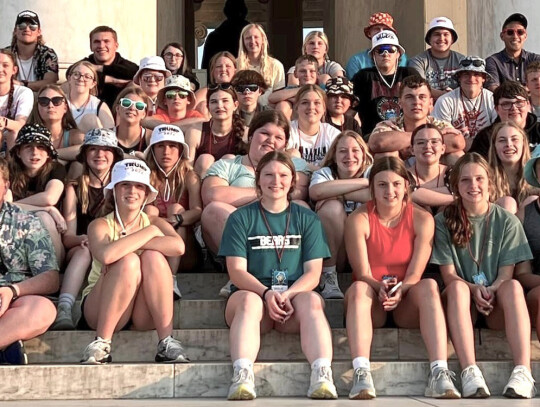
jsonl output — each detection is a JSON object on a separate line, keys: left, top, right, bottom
{"left": 219, "top": 280, "right": 233, "bottom": 298}
{"left": 503, "top": 365, "right": 536, "bottom": 398}
{"left": 349, "top": 367, "right": 376, "bottom": 399}
{"left": 461, "top": 365, "right": 490, "bottom": 398}
{"left": 81, "top": 337, "right": 112, "bottom": 364}
{"left": 307, "top": 365, "right": 338, "bottom": 399}
{"left": 319, "top": 271, "right": 344, "bottom": 299}
{"left": 227, "top": 366, "right": 256, "bottom": 400}
{"left": 172, "top": 274, "right": 182, "bottom": 300}
{"left": 425, "top": 367, "right": 461, "bottom": 398}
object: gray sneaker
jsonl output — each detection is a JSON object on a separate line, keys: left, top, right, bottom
{"left": 155, "top": 336, "right": 190, "bottom": 363}
{"left": 219, "top": 280, "right": 233, "bottom": 298}
{"left": 425, "top": 367, "right": 461, "bottom": 399}
{"left": 227, "top": 366, "right": 256, "bottom": 400}
{"left": 319, "top": 271, "right": 344, "bottom": 299}
{"left": 503, "top": 366, "right": 536, "bottom": 398}
{"left": 307, "top": 365, "right": 338, "bottom": 399}
{"left": 81, "top": 337, "right": 112, "bottom": 364}
{"left": 461, "top": 365, "right": 490, "bottom": 398}
{"left": 50, "top": 303, "right": 75, "bottom": 330}
{"left": 172, "top": 274, "right": 182, "bottom": 300}
{"left": 349, "top": 367, "right": 376, "bottom": 399}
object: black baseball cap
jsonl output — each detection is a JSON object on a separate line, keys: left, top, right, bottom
{"left": 16, "top": 10, "right": 40, "bottom": 27}
{"left": 503, "top": 13, "right": 527, "bottom": 29}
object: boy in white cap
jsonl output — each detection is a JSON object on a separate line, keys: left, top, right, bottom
{"left": 352, "top": 30, "right": 417, "bottom": 136}
{"left": 408, "top": 17, "right": 465, "bottom": 100}
{"left": 133, "top": 56, "right": 171, "bottom": 115}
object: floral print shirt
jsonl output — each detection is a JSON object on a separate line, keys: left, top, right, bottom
{"left": 0, "top": 202, "right": 58, "bottom": 284}
{"left": 5, "top": 43, "right": 59, "bottom": 80}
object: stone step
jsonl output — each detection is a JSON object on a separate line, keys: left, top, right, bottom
{"left": 25, "top": 329, "right": 540, "bottom": 364}
{"left": 1, "top": 361, "right": 539, "bottom": 400}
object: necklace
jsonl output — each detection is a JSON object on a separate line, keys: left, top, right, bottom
{"left": 70, "top": 96, "right": 91, "bottom": 122}
{"left": 16, "top": 54, "right": 35, "bottom": 82}
{"left": 377, "top": 201, "right": 404, "bottom": 228}
{"left": 459, "top": 89, "right": 483, "bottom": 137}
{"left": 414, "top": 164, "right": 441, "bottom": 188}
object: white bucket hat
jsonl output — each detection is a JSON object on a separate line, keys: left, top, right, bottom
{"left": 104, "top": 159, "right": 158, "bottom": 203}
{"left": 425, "top": 17, "right": 458, "bottom": 44}
{"left": 157, "top": 75, "right": 197, "bottom": 111}
{"left": 369, "top": 30, "right": 405, "bottom": 55}
{"left": 144, "top": 124, "right": 190, "bottom": 160}
{"left": 133, "top": 56, "right": 171, "bottom": 85}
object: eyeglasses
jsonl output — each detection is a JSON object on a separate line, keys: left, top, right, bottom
{"left": 38, "top": 96, "right": 65, "bottom": 107}
{"left": 413, "top": 138, "right": 443, "bottom": 147}
{"left": 165, "top": 90, "right": 189, "bottom": 99}
{"left": 460, "top": 59, "right": 485, "bottom": 68}
{"left": 119, "top": 98, "right": 147, "bottom": 111}
{"left": 375, "top": 45, "right": 398, "bottom": 55}
{"left": 498, "top": 99, "right": 528, "bottom": 110}
{"left": 502, "top": 28, "right": 526, "bottom": 36}
{"left": 70, "top": 71, "right": 94, "bottom": 82}
{"left": 141, "top": 73, "right": 165, "bottom": 82}
{"left": 17, "top": 22, "right": 39, "bottom": 31}
{"left": 234, "top": 84, "right": 259, "bottom": 93}
{"left": 164, "top": 52, "right": 183, "bottom": 59}
{"left": 208, "top": 83, "right": 232, "bottom": 91}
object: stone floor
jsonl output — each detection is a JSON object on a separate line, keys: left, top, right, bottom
{"left": 0, "top": 397, "right": 537, "bottom": 406}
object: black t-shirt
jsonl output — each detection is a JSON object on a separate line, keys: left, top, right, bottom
{"left": 352, "top": 66, "right": 418, "bottom": 136}
{"left": 13, "top": 162, "right": 66, "bottom": 201}
{"left": 469, "top": 113, "right": 540, "bottom": 158}
{"left": 324, "top": 113, "right": 363, "bottom": 136}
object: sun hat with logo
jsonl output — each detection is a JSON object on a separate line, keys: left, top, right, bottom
{"left": 144, "top": 124, "right": 189, "bottom": 160}
{"left": 133, "top": 56, "right": 171, "bottom": 85}
{"left": 11, "top": 124, "right": 57, "bottom": 159}
{"left": 76, "top": 128, "right": 124, "bottom": 163}
{"left": 104, "top": 159, "right": 158, "bottom": 203}
{"left": 369, "top": 30, "right": 405, "bottom": 55}
{"left": 157, "top": 75, "right": 197, "bottom": 111}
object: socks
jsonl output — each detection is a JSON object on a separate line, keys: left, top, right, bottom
{"left": 322, "top": 266, "right": 336, "bottom": 275}
{"left": 58, "top": 293, "right": 75, "bottom": 308}
{"left": 352, "top": 356, "right": 370, "bottom": 371}
{"left": 233, "top": 358, "right": 253, "bottom": 371}
{"left": 311, "top": 358, "right": 331, "bottom": 370}
{"left": 430, "top": 360, "right": 448, "bottom": 372}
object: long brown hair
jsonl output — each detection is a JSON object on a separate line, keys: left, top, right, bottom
{"left": 9, "top": 147, "right": 56, "bottom": 200}
{"left": 0, "top": 50, "right": 17, "bottom": 120}
{"left": 368, "top": 156, "right": 411, "bottom": 203}
{"left": 30, "top": 84, "right": 78, "bottom": 131}
{"left": 444, "top": 153, "right": 495, "bottom": 247}
{"left": 321, "top": 130, "right": 373, "bottom": 178}
{"left": 488, "top": 121, "right": 531, "bottom": 204}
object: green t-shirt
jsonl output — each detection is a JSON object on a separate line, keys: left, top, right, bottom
{"left": 431, "top": 204, "right": 533, "bottom": 285}
{"left": 218, "top": 201, "right": 330, "bottom": 288}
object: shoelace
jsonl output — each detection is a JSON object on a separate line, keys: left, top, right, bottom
{"left": 326, "top": 273, "right": 339, "bottom": 286}
{"left": 162, "top": 336, "right": 183, "bottom": 352}
{"left": 90, "top": 337, "right": 111, "bottom": 349}
{"left": 510, "top": 367, "right": 535, "bottom": 386}
{"left": 435, "top": 368, "right": 457, "bottom": 384}
{"left": 354, "top": 368, "right": 369, "bottom": 382}
{"left": 233, "top": 367, "right": 253, "bottom": 383}
{"left": 316, "top": 366, "right": 332, "bottom": 382}
{"left": 462, "top": 365, "right": 481, "bottom": 379}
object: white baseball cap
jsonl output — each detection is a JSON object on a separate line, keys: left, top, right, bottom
{"left": 369, "top": 30, "right": 405, "bottom": 55}
{"left": 144, "top": 124, "right": 190, "bottom": 160}
{"left": 104, "top": 159, "right": 158, "bottom": 203}
{"left": 133, "top": 56, "right": 171, "bottom": 85}
{"left": 425, "top": 17, "right": 458, "bottom": 44}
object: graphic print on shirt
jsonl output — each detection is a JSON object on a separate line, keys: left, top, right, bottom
{"left": 248, "top": 234, "right": 302, "bottom": 250}
{"left": 372, "top": 81, "right": 402, "bottom": 121}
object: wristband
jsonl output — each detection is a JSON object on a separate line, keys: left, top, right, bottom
{"left": 262, "top": 287, "right": 271, "bottom": 302}
{"left": 22, "top": 80, "right": 28, "bottom": 87}
{"left": 6, "top": 284, "right": 19, "bottom": 302}
{"left": 173, "top": 213, "right": 184, "bottom": 228}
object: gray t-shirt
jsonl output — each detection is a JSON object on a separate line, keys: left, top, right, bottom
{"left": 408, "top": 50, "right": 465, "bottom": 91}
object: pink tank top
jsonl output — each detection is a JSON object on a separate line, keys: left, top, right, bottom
{"left": 365, "top": 200, "right": 414, "bottom": 282}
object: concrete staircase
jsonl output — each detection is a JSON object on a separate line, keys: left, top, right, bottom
{"left": 2, "top": 273, "right": 539, "bottom": 400}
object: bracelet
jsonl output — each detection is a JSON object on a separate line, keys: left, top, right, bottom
{"left": 6, "top": 284, "right": 19, "bottom": 302}
{"left": 22, "top": 80, "right": 28, "bottom": 87}
{"left": 262, "top": 287, "right": 271, "bottom": 302}
{"left": 173, "top": 213, "right": 184, "bottom": 229}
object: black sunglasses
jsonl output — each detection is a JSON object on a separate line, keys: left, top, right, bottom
{"left": 38, "top": 96, "right": 65, "bottom": 107}
{"left": 208, "top": 83, "right": 232, "bottom": 91}
{"left": 460, "top": 59, "right": 484, "bottom": 68}
{"left": 234, "top": 84, "right": 260, "bottom": 93}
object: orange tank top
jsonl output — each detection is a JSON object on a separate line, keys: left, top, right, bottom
{"left": 365, "top": 200, "right": 414, "bottom": 282}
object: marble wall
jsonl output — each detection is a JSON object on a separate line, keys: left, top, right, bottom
{"left": 0, "top": 0, "right": 158, "bottom": 68}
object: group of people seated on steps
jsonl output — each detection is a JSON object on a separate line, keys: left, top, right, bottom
{"left": 1, "top": 6, "right": 540, "bottom": 401}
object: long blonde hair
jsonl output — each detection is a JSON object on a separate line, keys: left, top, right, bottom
{"left": 147, "top": 145, "right": 193, "bottom": 203}
{"left": 302, "top": 31, "right": 330, "bottom": 61}
{"left": 488, "top": 121, "right": 531, "bottom": 204}
{"left": 320, "top": 130, "right": 372, "bottom": 178}
{"left": 237, "top": 24, "right": 275, "bottom": 87}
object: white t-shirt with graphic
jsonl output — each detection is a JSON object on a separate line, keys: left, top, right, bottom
{"left": 287, "top": 121, "right": 340, "bottom": 166}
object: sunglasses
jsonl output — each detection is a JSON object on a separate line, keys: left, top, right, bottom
{"left": 141, "top": 73, "right": 165, "bottom": 82}
{"left": 460, "top": 59, "right": 485, "bottom": 68}
{"left": 375, "top": 45, "right": 398, "bottom": 55}
{"left": 17, "top": 22, "right": 39, "bottom": 31}
{"left": 71, "top": 71, "right": 94, "bottom": 82}
{"left": 234, "top": 84, "right": 259, "bottom": 93}
{"left": 119, "top": 98, "right": 147, "bottom": 111}
{"left": 165, "top": 90, "right": 189, "bottom": 99}
{"left": 38, "top": 96, "right": 65, "bottom": 107}
{"left": 164, "top": 52, "right": 183, "bottom": 59}
{"left": 208, "top": 83, "right": 232, "bottom": 91}
{"left": 502, "top": 28, "right": 526, "bottom": 36}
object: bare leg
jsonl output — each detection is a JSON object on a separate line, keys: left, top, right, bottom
{"left": 201, "top": 202, "right": 236, "bottom": 254}
{"left": 61, "top": 245, "right": 92, "bottom": 297}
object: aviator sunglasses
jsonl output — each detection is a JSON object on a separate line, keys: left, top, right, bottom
{"left": 17, "top": 22, "right": 39, "bottom": 31}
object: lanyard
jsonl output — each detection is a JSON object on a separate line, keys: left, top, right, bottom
{"left": 465, "top": 204, "right": 491, "bottom": 272}
{"left": 258, "top": 201, "right": 291, "bottom": 267}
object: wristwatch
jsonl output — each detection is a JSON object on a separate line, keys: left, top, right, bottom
{"left": 174, "top": 213, "right": 184, "bottom": 228}
{"left": 6, "top": 284, "right": 19, "bottom": 302}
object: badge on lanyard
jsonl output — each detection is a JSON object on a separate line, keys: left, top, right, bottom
{"left": 472, "top": 271, "right": 489, "bottom": 286}
{"left": 272, "top": 269, "right": 288, "bottom": 293}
